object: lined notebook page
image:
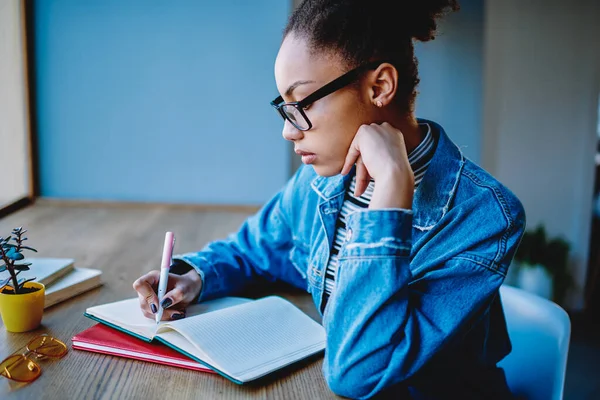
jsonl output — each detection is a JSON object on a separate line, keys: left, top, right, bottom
{"left": 157, "top": 296, "right": 326, "bottom": 382}
{"left": 86, "top": 297, "right": 252, "bottom": 340}
{"left": 86, "top": 298, "right": 159, "bottom": 339}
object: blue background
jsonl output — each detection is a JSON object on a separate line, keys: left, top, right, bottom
{"left": 35, "top": 0, "right": 483, "bottom": 205}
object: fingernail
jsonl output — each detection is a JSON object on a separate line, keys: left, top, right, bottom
{"left": 161, "top": 298, "right": 172, "bottom": 309}
{"left": 171, "top": 313, "right": 185, "bottom": 320}
{"left": 151, "top": 304, "right": 158, "bottom": 313}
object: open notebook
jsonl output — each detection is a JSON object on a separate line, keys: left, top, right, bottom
{"left": 84, "top": 296, "right": 326, "bottom": 384}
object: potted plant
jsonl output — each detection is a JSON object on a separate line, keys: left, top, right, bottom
{"left": 0, "top": 227, "right": 43, "bottom": 332}
{"left": 544, "top": 235, "right": 573, "bottom": 306}
{"left": 513, "top": 225, "right": 573, "bottom": 304}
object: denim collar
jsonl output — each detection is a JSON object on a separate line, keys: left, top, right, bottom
{"left": 310, "top": 118, "right": 465, "bottom": 231}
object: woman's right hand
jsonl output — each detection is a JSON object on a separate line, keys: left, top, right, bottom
{"left": 132, "top": 269, "right": 203, "bottom": 321}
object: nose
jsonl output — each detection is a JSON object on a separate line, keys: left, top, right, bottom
{"left": 282, "top": 120, "right": 304, "bottom": 142}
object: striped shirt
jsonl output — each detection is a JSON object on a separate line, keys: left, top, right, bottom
{"left": 323, "top": 123, "right": 437, "bottom": 299}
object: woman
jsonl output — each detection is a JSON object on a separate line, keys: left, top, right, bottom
{"left": 134, "top": 0, "right": 525, "bottom": 398}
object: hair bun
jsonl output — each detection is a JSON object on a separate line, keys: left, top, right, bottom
{"left": 398, "top": 0, "right": 460, "bottom": 42}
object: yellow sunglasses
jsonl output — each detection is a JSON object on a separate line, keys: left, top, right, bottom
{"left": 0, "top": 334, "right": 68, "bottom": 382}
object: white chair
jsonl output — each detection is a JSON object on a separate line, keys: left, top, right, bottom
{"left": 498, "top": 285, "right": 571, "bottom": 400}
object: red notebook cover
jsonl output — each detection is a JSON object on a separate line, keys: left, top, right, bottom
{"left": 72, "top": 324, "right": 215, "bottom": 373}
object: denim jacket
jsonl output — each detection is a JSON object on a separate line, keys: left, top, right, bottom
{"left": 173, "top": 119, "right": 526, "bottom": 399}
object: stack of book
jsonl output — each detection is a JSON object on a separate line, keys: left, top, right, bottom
{"left": 15, "top": 258, "right": 103, "bottom": 308}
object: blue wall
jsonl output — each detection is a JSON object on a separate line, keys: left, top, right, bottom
{"left": 35, "top": 0, "right": 290, "bottom": 205}
{"left": 415, "top": 0, "right": 483, "bottom": 164}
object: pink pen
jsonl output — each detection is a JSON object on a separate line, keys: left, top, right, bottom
{"left": 155, "top": 232, "right": 175, "bottom": 323}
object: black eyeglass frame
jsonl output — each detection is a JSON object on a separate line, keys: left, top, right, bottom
{"left": 270, "top": 59, "right": 394, "bottom": 131}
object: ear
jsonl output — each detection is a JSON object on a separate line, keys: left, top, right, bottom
{"left": 366, "top": 63, "right": 398, "bottom": 107}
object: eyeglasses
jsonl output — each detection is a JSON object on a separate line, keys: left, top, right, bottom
{"left": 270, "top": 60, "right": 393, "bottom": 131}
{"left": 0, "top": 334, "right": 68, "bottom": 382}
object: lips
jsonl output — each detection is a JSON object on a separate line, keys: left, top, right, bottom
{"left": 294, "top": 149, "right": 315, "bottom": 156}
{"left": 295, "top": 149, "right": 317, "bottom": 165}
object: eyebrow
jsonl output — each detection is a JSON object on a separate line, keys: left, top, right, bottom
{"left": 285, "top": 80, "right": 316, "bottom": 97}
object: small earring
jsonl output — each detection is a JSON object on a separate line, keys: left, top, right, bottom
{"left": 375, "top": 100, "right": 383, "bottom": 108}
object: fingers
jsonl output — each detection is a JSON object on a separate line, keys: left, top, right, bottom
{"left": 156, "top": 291, "right": 186, "bottom": 321}
{"left": 133, "top": 271, "right": 191, "bottom": 321}
{"left": 354, "top": 156, "right": 371, "bottom": 197}
{"left": 133, "top": 271, "right": 160, "bottom": 318}
{"left": 157, "top": 276, "right": 192, "bottom": 320}
{"left": 160, "top": 286, "right": 184, "bottom": 310}
{"left": 159, "top": 308, "right": 187, "bottom": 321}
{"left": 341, "top": 139, "right": 360, "bottom": 175}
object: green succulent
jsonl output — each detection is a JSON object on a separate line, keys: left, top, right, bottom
{"left": 0, "top": 227, "right": 38, "bottom": 294}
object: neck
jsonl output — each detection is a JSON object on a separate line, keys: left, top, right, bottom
{"left": 381, "top": 111, "right": 422, "bottom": 153}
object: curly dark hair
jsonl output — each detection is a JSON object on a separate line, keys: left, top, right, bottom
{"left": 284, "top": 0, "right": 459, "bottom": 114}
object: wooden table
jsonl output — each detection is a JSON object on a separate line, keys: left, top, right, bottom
{"left": 0, "top": 202, "right": 338, "bottom": 399}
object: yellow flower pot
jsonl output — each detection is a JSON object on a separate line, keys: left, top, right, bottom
{"left": 0, "top": 281, "right": 45, "bottom": 332}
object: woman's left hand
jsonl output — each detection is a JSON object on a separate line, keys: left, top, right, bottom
{"left": 341, "top": 122, "right": 415, "bottom": 210}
